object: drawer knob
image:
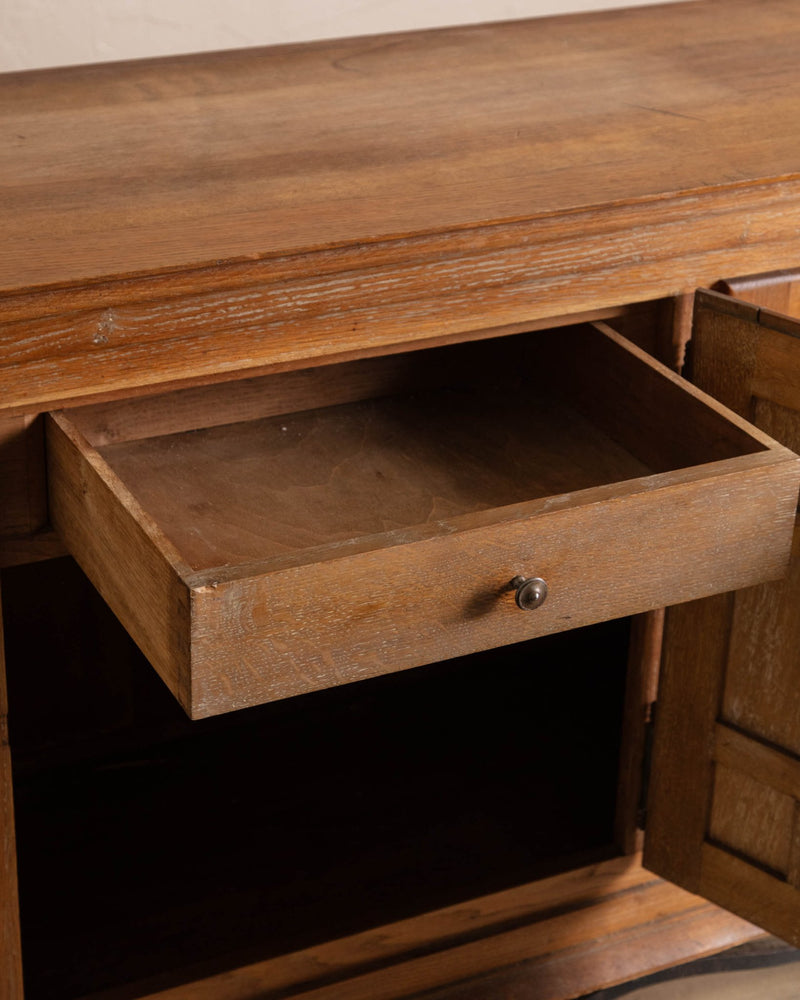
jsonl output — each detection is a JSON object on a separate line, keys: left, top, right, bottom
{"left": 510, "top": 575, "right": 548, "bottom": 610}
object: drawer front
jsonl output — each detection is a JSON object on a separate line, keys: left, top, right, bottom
{"left": 191, "top": 455, "right": 797, "bottom": 716}
{"left": 47, "top": 323, "right": 800, "bottom": 719}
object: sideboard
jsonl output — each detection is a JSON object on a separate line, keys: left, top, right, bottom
{"left": 4, "top": 2, "right": 800, "bottom": 997}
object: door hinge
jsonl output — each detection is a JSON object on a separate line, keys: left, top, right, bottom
{"left": 636, "top": 700, "right": 657, "bottom": 830}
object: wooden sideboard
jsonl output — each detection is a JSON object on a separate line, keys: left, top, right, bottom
{"left": 4, "top": 1, "right": 800, "bottom": 997}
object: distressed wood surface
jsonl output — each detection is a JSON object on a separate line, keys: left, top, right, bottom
{"left": 5, "top": 1, "right": 800, "bottom": 408}
{"left": 0, "top": 588, "right": 24, "bottom": 999}
{"left": 48, "top": 324, "right": 800, "bottom": 718}
{"left": 645, "top": 284, "right": 800, "bottom": 947}
{"left": 46, "top": 411, "right": 195, "bottom": 709}
{"left": 74, "top": 856, "right": 760, "bottom": 1000}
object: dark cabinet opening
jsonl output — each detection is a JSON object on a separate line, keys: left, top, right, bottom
{"left": 2, "top": 556, "right": 629, "bottom": 999}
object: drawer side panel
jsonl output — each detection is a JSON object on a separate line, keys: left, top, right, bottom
{"left": 46, "top": 413, "right": 193, "bottom": 712}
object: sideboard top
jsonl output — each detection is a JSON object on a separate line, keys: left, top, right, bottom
{"left": 2, "top": 0, "right": 800, "bottom": 296}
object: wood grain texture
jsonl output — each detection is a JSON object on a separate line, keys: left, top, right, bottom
{"left": 7, "top": 3, "right": 800, "bottom": 994}
{"left": 692, "top": 294, "right": 800, "bottom": 753}
{"left": 49, "top": 323, "right": 800, "bottom": 717}
{"left": 46, "top": 411, "right": 195, "bottom": 710}
{"left": 5, "top": 182, "right": 800, "bottom": 415}
{"left": 643, "top": 592, "right": 734, "bottom": 891}
{"left": 67, "top": 303, "right": 667, "bottom": 448}
{"left": 699, "top": 845, "right": 800, "bottom": 946}
{"left": 99, "top": 392, "right": 649, "bottom": 570}
{"left": 549, "top": 322, "right": 766, "bottom": 471}
{"left": 722, "top": 533, "right": 800, "bottom": 755}
{"left": 646, "top": 281, "right": 800, "bottom": 945}
{"left": 187, "top": 450, "right": 797, "bottom": 717}
{"left": 73, "top": 857, "right": 760, "bottom": 1000}
{"left": 0, "top": 588, "right": 24, "bottom": 1000}
{"left": 89, "top": 323, "right": 776, "bottom": 573}
{"left": 2, "top": 0, "right": 800, "bottom": 289}
{"left": 708, "top": 763, "right": 795, "bottom": 876}
{"left": 715, "top": 723, "right": 800, "bottom": 803}
{"left": 5, "top": 1, "right": 800, "bottom": 408}
{"left": 411, "top": 908, "right": 761, "bottom": 1000}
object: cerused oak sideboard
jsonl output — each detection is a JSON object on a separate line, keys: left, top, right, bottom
{"left": 4, "top": 1, "right": 800, "bottom": 997}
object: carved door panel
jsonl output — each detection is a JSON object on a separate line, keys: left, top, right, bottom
{"left": 645, "top": 288, "right": 800, "bottom": 944}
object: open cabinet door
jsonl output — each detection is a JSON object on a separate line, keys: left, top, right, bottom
{"left": 644, "top": 288, "right": 800, "bottom": 943}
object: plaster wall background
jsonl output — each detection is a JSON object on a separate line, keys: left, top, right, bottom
{"left": 1, "top": 0, "right": 683, "bottom": 72}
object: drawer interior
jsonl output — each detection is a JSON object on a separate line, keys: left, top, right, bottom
{"left": 3, "top": 556, "right": 630, "bottom": 999}
{"left": 66, "top": 322, "right": 765, "bottom": 578}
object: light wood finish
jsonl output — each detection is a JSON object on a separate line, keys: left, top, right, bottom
{"left": 47, "top": 324, "right": 800, "bottom": 718}
{"left": 4, "top": 2, "right": 800, "bottom": 410}
{"left": 5, "top": 4, "right": 800, "bottom": 996}
{"left": 645, "top": 290, "right": 800, "bottom": 946}
{"left": 0, "top": 588, "right": 24, "bottom": 1000}
{"left": 75, "top": 856, "right": 760, "bottom": 1000}
{"left": 414, "top": 907, "right": 762, "bottom": 1000}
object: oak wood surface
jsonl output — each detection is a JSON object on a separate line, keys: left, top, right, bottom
{"left": 66, "top": 321, "right": 786, "bottom": 576}
{"left": 698, "top": 846, "right": 800, "bottom": 946}
{"left": 0, "top": 587, "right": 24, "bottom": 999}
{"left": 643, "top": 591, "right": 734, "bottom": 891}
{"left": 708, "top": 763, "right": 796, "bottom": 876}
{"left": 2, "top": 0, "right": 800, "bottom": 293}
{"left": 46, "top": 411, "right": 194, "bottom": 708}
{"left": 73, "top": 857, "right": 760, "bottom": 1000}
{"left": 188, "top": 450, "right": 796, "bottom": 717}
{"left": 66, "top": 300, "right": 669, "bottom": 449}
{"left": 47, "top": 324, "right": 800, "bottom": 716}
{"left": 715, "top": 723, "right": 800, "bottom": 804}
{"left": 5, "top": 2, "right": 800, "bottom": 991}
{"left": 414, "top": 906, "right": 761, "bottom": 1000}
{"left": 645, "top": 287, "right": 800, "bottom": 947}
{"left": 4, "top": 1, "right": 800, "bottom": 408}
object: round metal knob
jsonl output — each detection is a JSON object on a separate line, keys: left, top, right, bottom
{"left": 511, "top": 575, "right": 548, "bottom": 610}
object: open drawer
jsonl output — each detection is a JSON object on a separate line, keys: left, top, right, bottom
{"left": 46, "top": 322, "right": 800, "bottom": 719}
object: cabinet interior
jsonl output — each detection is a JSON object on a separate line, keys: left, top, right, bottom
{"left": 2, "top": 556, "right": 630, "bottom": 999}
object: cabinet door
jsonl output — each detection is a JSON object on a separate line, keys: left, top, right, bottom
{"left": 644, "top": 288, "right": 800, "bottom": 943}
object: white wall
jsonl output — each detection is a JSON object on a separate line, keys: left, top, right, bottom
{"left": 1, "top": 0, "right": 682, "bottom": 73}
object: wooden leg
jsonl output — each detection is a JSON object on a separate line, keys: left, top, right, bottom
{"left": 660, "top": 291, "right": 695, "bottom": 372}
{"left": 0, "top": 585, "right": 24, "bottom": 998}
